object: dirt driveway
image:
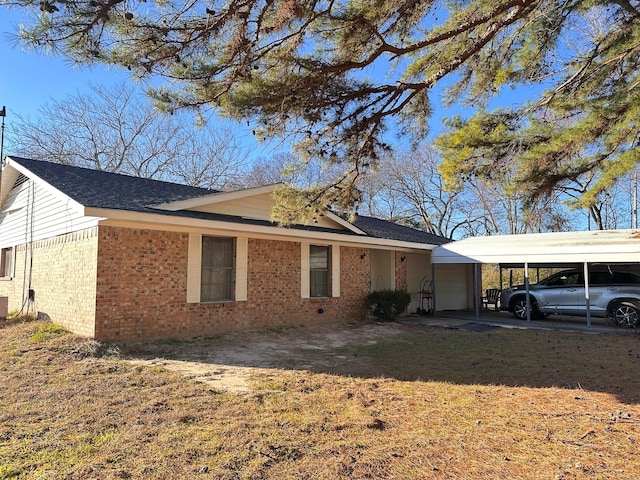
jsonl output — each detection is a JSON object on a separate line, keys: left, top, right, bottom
{"left": 121, "top": 321, "right": 412, "bottom": 393}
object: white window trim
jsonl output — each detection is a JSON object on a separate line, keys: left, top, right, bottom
{"left": 187, "top": 233, "right": 247, "bottom": 303}
{"left": 186, "top": 234, "right": 202, "bottom": 303}
{"left": 332, "top": 246, "right": 341, "bottom": 298}
{"left": 235, "top": 237, "right": 248, "bottom": 301}
{"left": 0, "top": 246, "right": 15, "bottom": 280}
{"left": 301, "top": 242, "right": 340, "bottom": 298}
{"left": 301, "top": 242, "right": 310, "bottom": 299}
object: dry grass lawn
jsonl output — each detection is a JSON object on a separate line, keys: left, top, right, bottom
{"left": 1, "top": 317, "right": 640, "bottom": 479}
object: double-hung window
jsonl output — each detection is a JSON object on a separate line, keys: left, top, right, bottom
{"left": 187, "top": 234, "right": 247, "bottom": 304}
{"left": 309, "top": 245, "right": 330, "bottom": 297}
{"left": 201, "top": 236, "right": 235, "bottom": 302}
{"left": 301, "top": 243, "right": 339, "bottom": 299}
{"left": 1, "top": 247, "right": 13, "bottom": 278}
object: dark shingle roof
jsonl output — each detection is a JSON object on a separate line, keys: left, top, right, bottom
{"left": 352, "top": 215, "right": 451, "bottom": 245}
{"left": 10, "top": 157, "right": 451, "bottom": 245}
{"left": 9, "top": 156, "right": 217, "bottom": 211}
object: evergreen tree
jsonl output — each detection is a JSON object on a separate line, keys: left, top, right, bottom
{"left": 3, "top": 0, "right": 639, "bottom": 223}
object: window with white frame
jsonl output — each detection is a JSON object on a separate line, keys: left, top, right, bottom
{"left": 309, "top": 245, "right": 330, "bottom": 297}
{"left": 200, "top": 236, "right": 235, "bottom": 302}
{"left": 1, "top": 247, "right": 13, "bottom": 278}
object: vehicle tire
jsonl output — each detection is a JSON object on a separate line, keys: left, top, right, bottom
{"left": 612, "top": 301, "right": 640, "bottom": 328}
{"left": 511, "top": 297, "right": 539, "bottom": 321}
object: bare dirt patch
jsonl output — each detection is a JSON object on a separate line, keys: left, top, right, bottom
{"left": 121, "top": 321, "right": 407, "bottom": 393}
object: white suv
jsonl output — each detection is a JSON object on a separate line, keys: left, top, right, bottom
{"left": 499, "top": 267, "right": 640, "bottom": 327}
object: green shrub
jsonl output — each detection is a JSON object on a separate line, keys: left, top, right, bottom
{"left": 366, "top": 289, "right": 412, "bottom": 322}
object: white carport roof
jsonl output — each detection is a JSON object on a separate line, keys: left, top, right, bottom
{"left": 432, "top": 229, "right": 640, "bottom": 265}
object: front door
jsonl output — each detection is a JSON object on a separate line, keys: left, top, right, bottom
{"left": 369, "top": 249, "right": 394, "bottom": 292}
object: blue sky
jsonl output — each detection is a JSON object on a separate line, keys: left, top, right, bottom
{"left": 0, "top": 8, "right": 270, "bottom": 160}
{"left": 0, "top": 9, "right": 133, "bottom": 120}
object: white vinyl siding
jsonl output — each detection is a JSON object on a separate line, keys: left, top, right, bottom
{"left": 0, "top": 178, "right": 98, "bottom": 248}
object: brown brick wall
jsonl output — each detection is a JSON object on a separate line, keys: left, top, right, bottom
{"left": 94, "top": 226, "right": 371, "bottom": 340}
{"left": 0, "top": 229, "right": 98, "bottom": 336}
{"left": 395, "top": 252, "right": 408, "bottom": 291}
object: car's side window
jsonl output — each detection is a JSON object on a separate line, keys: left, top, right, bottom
{"left": 613, "top": 272, "right": 640, "bottom": 284}
{"left": 544, "top": 274, "right": 566, "bottom": 286}
{"left": 545, "top": 272, "right": 582, "bottom": 286}
{"left": 564, "top": 273, "right": 582, "bottom": 286}
{"left": 590, "top": 272, "right": 613, "bottom": 285}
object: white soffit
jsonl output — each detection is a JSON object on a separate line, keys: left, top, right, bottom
{"left": 0, "top": 164, "right": 19, "bottom": 205}
{"left": 432, "top": 229, "right": 640, "bottom": 265}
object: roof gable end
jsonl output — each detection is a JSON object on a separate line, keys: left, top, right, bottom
{"left": 3, "top": 157, "right": 85, "bottom": 215}
{"left": 154, "top": 184, "right": 366, "bottom": 233}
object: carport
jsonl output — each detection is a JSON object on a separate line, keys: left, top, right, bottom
{"left": 431, "top": 229, "right": 640, "bottom": 328}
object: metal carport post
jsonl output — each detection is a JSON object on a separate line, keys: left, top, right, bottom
{"left": 474, "top": 263, "right": 480, "bottom": 320}
{"left": 524, "top": 262, "right": 531, "bottom": 324}
{"left": 584, "top": 262, "right": 591, "bottom": 328}
{"left": 512, "top": 261, "right": 592, "bottom": 327}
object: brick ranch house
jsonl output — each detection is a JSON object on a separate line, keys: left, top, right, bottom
{"left": 0, "top": 156, "right": 471, "bottom": 341}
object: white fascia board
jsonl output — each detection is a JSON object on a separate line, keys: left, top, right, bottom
{"left": 86, "top": 207, "right": 439, "bottom": 251}
{"left": 153, "top": 183, "right": 282, "bottom": 211}
{"left": 4, "top": 157, "right": 86, "bottom": 215}
{"left": 432, "top": 229, "right": 640, "bottom": 264}
{"left": 323, "top": 211, "right": 367, "bottom": 235}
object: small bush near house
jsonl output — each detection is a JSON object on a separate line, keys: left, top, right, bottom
{"left": 366, "top": 289, "right": 412, "bottom": 321}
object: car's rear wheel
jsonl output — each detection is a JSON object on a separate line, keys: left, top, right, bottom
{"left": 511, "top": 297, "right": 539, "bottom": 321}
{"left": 612, "top": 302, "right": 640, "bottom": 328}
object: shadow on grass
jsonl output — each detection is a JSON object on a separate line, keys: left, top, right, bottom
{"left": 119, "top": 321, "right": 640, "bottom": 405}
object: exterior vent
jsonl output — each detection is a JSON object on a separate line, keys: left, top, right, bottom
{"left": 12, "top": 173, "right": 29, "bottom": 191}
